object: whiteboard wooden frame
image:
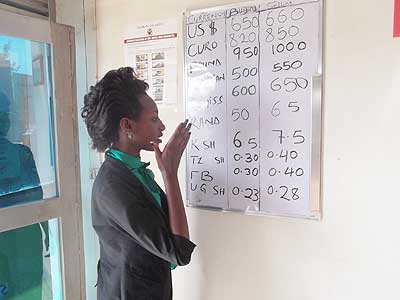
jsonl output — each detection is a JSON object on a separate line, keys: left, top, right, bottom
{"left": 183, "top": 0, "right": 323, "bottom": 220}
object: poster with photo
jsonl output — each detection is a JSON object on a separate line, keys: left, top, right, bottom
{"left": 124, "top": 19, "right": 178, "bottom": 105}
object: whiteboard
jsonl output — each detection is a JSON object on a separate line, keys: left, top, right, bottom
{"left": 184, "top": 0, "right": 322, "bottom": 219}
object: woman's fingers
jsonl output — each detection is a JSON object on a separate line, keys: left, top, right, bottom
{"left": 152, "top": 141, "right": 169, "bottom": 172}
{"left": 151, "top": 141, "right": 162, "bottom": 160}
{"left": 179, "top": 125, "right": 191, "bottom": 147}
{"left": 185, "top": 122, "right": 192, "bottom": 134}
{"left": 158, "top": 123, "right": 191, "bottom": 172}
{"left": 171, "top": 120, "right": 188, "bottom": 138}
{"left": 179, "top": 132, "right": 191, "bottom": 156}
{"left": 168, "top": 120, "right": 191, "bottom": 147}
{"left": 176, "top": 122, "right": 191, "bottom": 151}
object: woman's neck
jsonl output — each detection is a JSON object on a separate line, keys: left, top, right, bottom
{"left": 112, "top": 142, "right": 141, "bottom": 157}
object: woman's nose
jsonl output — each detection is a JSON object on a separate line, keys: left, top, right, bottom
{"left": 160, "top": 120, "right": 166, "bottom": 131}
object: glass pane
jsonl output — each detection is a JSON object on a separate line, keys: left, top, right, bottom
{"left": 0, "top": 218, "right": 63, "bottom": 300}
{"left": 0, "top": 35, "right": 57, "bottom": 208}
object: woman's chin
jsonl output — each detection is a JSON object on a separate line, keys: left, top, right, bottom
{"left": 144, "top": 143, "right": 156, "bottom": 152}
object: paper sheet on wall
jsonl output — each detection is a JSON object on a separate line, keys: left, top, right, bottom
{"left": 124, "top": 19, "right": 178, "bottom": 105}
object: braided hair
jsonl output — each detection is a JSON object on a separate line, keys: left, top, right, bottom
{"left": 81, "top": 67, "right": 148, "bottom": 152}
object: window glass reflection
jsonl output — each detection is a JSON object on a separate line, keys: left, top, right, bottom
{"left": 0, "top": 35, "right": 57, "bottom": 208}
{"left": 0, "top": 219, "right": 63, "bottom": 300}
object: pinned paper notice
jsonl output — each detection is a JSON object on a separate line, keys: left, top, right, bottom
{"left": 124, "top": 19, "right": 178, "bottom": 105}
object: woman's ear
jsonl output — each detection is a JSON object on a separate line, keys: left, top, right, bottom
{"left": 119, "top": 117, "right": 136, "bottom": 134}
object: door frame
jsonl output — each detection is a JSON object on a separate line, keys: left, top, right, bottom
{"left": 0, "top": 9, "right": 85, "bottom": 300}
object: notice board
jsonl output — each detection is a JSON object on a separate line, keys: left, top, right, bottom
{"left": 184, "top": 0, "right": 322, "bottom": 219}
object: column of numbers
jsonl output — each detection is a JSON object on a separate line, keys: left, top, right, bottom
{"left": 259, "top": 7, "right": 310, "bottom": 213}
{"left": 226, "top": 13, "right": 260, "bottom": 211}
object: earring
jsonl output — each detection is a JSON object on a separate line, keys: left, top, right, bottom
{"left": 127, "top": 132, "right": 134, "bottom": 140}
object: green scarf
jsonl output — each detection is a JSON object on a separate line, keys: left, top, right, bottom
{"left": 106, "top": 148, "right": 161, "bottom": 207}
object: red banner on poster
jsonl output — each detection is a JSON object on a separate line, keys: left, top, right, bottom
{"left": 395, "top": 0, "right": 400, "bottom": 37}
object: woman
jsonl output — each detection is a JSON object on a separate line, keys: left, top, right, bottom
{"left": 81, "top": 67, "right": 196, "bottom": 300}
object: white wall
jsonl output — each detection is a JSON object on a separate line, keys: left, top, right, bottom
{"left": 96, "top": 0, "right": 400, "bottom": 299}
{"left": 55, "top": 1, "right": 100, "bottom": 299}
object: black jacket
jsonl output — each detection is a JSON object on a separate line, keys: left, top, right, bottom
{"left": 92, "top": 156, "right": 196, "bottom": 300}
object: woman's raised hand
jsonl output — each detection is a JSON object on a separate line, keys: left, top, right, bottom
{"left": 151, "top": 120, "right": 191, "bottom": 175}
